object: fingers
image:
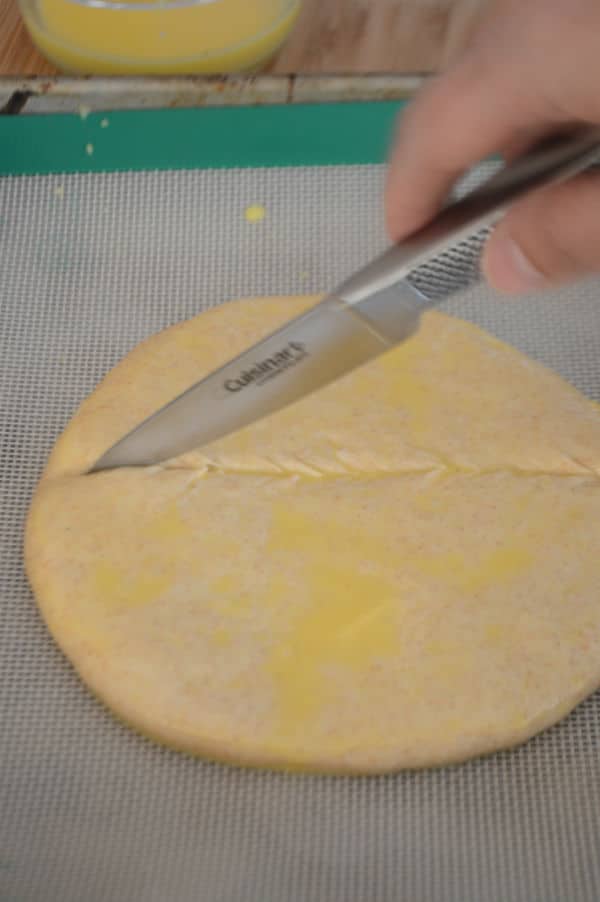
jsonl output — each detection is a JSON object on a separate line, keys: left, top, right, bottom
{"left": 385, "top": 53, "right": 552, "bottom": 241}
{"left": 482, "top": 171, "right": 600, "bottom": 294}
{"left": 499, "top": 124, "right": 559, "bottom": 164}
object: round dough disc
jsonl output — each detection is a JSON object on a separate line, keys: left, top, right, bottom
{"left": 26, "top": 296, "right": 600, "bottom": 773}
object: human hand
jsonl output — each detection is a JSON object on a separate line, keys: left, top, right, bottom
{"left": 386, "top": 0, "right": 600, "bottom": 294}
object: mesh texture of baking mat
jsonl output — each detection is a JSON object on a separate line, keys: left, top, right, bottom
{"left": 1, "top": 161, "right": 600, "bottom": 902}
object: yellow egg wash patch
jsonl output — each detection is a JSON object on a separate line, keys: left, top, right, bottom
{"left": 265, "top": 505, "right": 399, "bottom": 741}
{"left": 144, "top": 500, "right": 190, "bottom": 543}
{"left": 93, "top": 561, "right": 173, "bottom": 612}
{"left": 25, "top": 297, "right": 600, "bottom": 773}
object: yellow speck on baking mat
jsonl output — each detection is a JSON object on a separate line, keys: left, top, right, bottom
{"left": 245, "top": 204, "right": 266, "bottom": 223}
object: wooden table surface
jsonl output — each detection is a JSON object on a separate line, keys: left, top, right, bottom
{"left": 0, "top": 0, "right": 483, "bottom": 77}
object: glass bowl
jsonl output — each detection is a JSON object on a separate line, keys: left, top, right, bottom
{"left": 20, "top": 0, "right": 300, "bottom": 75}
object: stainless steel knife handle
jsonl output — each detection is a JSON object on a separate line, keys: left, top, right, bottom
{"left": 338, "top": 126, "right": 600, "bottom": 307}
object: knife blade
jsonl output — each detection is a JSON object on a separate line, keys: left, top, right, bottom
{"left": 91, "top": 126, "right": 600, "bottom": 472}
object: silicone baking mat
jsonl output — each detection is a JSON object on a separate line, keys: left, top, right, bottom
{"left": 1, "top": 103, "right": 599, "bottom": 902}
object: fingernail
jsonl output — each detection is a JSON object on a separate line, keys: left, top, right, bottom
{"left": 485, "top": 236, "right": 548, "bottom": 295}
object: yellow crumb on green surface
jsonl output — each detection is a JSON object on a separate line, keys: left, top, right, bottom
{"left": 100, "top": 118, "right": 109, "bottom": 129}
{"left": 85, "top": 143, "right": 94, "bottom": 156}
{"left": 78, "top": 104, "right": 91, "bottom": 120}
{"left": 244, "top": 204, "right": 266, "bottom": 223}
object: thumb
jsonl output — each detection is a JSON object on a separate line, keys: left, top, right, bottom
{"left": 482, "top": 172, "right": 600, "bottom": 294}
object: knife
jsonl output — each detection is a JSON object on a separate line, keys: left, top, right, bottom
{"left": 91, "top": 127, "right": 600, "bottom": 472}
